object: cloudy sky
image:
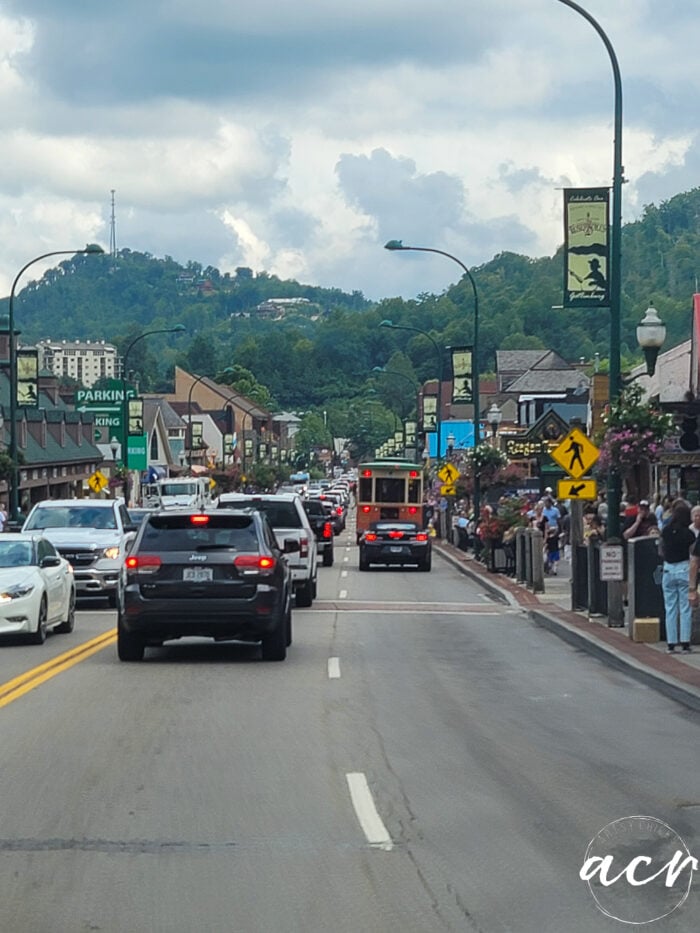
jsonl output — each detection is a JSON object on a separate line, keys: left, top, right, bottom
{"left": 0, "top": 0, "right": 696, "bottom": 300}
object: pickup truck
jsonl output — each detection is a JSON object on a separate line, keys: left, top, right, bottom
{"left": 302, "top": 499, "right": 335, "bottom": 566}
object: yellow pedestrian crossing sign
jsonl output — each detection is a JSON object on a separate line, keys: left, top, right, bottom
{"left": 438, "top": 463, "right": 459, "bottom": 484}
{"left": 550, "top": 428, "right": 599, "bottom": 480}
{"left": 557, "top": 478, "right": 597, "bottom": 501}
{"left": 87, "top": 469, "right": 108, "bottom": 494}
{"left": 440, "top": 484, "right": 456, "bottom": 496}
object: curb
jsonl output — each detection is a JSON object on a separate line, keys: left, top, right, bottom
{"left": 435, "top": 542, "right": 700, "bottom": 715}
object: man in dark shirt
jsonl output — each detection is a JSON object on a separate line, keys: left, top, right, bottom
{"left": 622, "top": 499, "right": 658, "bottom": 540}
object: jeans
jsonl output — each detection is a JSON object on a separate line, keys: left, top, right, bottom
{"left": 662, "top": 560, "right": 692, "bottom": 645}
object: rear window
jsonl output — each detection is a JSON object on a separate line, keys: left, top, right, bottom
{"left": 374, "top": 522, "right": 420, "bottom": 533}
{"left": 139, "top": 514, "right": 260, "bottom": 552}
{"left": 220, "top": 499, "right": 302, "bottom": 529}
{"left": 303, "top": 501, "right": 326, "bottom": 517}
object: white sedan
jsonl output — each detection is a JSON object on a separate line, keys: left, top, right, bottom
{"left": 0, "top": 534, "right": 76, "bottom": 644}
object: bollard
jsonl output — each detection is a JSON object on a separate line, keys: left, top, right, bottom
{"left": 515, "top": 527, "right": 527, "bottom": 584}
{"left": 531, "top": 527, "right": 544, "bottom": 594}
{"left": 524, "top": 528, "right": 533, "bottom": 588}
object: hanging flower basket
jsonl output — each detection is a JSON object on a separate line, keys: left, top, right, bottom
{"left": 463, "top": 444, "right": 508, "bottom": 487}
{"left": 595, "top": 384, "right": 674, "bottom": 480}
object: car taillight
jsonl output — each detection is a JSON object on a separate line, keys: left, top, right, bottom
{"left": 323, "top": 522, "right": 333, "bottom": 539}
{"left": 125, "top": 554, "right": 162, "bottom": 572}
{"left": 190, "top": 514, "right": 209, "bottom": 524}
{"left": 300, "top": 536, "right": 309, "bottom": 558}
{"left": 361, "top": 506, "right": 371, "bottom": 514}
{"left": 335, "top": 507, "right": 343, "bottom": 515}
{"left": 364, "top": 533, "right": 378, "bottom": 542}
{"left": 415, "top": 533, "right": 428, "bottom": 541}
{"left": 234, "top": 555, "right": 277, "bottom": 574}
{"left": 388, "top": 530, "right": 404, "bottom": 539}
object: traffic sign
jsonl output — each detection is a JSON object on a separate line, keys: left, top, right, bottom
{"left": 557, "top": 478, "right": 597, "bottom": 501}
{"left": 550, "top": 428, "right": 599, "bottom": 479}
{"left": 440, "top": 483, "right": 456, "bottom": 496}
{"left": 87, "top": 470, "right": 108, "bottom": 494}
{"left": 438, "top": 463, "right": 459, "bottom": 484}
{"left": 600, "top": 545, "right": 624, "bottom": 581}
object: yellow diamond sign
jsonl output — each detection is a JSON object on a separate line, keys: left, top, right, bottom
{"left": 550, "top": 428, "right": 599, "bottom": 480}
{"left": 87, "top": 469, "right": 108, "bottom": 494}
{"left": 438, "top": 463, "right": 459, "bottom": 484}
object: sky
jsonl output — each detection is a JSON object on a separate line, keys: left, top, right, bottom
{"left": 0, "top": 0, "right": 697, "bottom": 302}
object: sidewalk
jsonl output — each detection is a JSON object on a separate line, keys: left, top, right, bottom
{"left": 435, "top": 539, "right": 700, "bottom": 714}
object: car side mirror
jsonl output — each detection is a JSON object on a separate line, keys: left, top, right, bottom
{"left": 40, "top": 555, "right": 62, "bottom": 568}
{"left": 283, "top": 538, "right": 300, "bottom": 553}
{"left": 124, "top": 523, "right": 138, "bottom": 533}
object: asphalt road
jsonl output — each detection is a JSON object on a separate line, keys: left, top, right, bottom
{"left": 0, "top": 525, "right": 698, "bottom": 932}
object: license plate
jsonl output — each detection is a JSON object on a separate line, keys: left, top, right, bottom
{"left": 390, "top": 546, "right": 404, "bottom": 553}
{"left": 183, "top": 567, "right": 213, "bottom": 582}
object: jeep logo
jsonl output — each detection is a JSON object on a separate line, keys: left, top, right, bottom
{"left": 189, "top": 554, "right": 208, "bottom": 561}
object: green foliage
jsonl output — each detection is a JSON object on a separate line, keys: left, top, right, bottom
{"left": 595, "top": 383, "right": 675, "bottom": 477}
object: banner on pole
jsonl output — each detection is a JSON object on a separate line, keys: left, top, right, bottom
{"left": 423, "top": 395, "right": 437, "bottom": 432}
{"left": 563, "top": 187, "right": 610, "bottom": 308}
{"left": 450, "top": 347, "right": 473, "bottom": 404}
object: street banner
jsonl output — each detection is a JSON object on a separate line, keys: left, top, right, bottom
{"left": 191, "top": 421, "right": 203, "bottom": 447}
{"left": 17, "top": 349, "right": 39, "bottom": 407}
{"left": 405, "top": 421, "right": 417, "bottom": 446}
{"left": 450, "top": 347, "right": 473, "bottom": 404}
{"left": 244, "top": 438, "right": 254, "bottom": 457}
{"left": 564, "top": 187, "right": 610, "bottom": 308}
{"left": 423, "top": 395, "right": 437, "bottom": 432}
{"left": 127, "top": 398, "right": 144, "bottom": 435}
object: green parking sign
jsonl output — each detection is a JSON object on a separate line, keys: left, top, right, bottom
{"left": 127, "top": 434, "right": 148, "bottom": 470}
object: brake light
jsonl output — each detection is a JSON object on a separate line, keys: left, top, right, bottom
{"left": 126, "top": 554, "right": 162, "bottom": 572}
{"left": 190, "top": 514, "right": 209, "bottom": 525}
{"left": 415, "top": 533, "right": 428, "bottom": 541}
{"left": 361, "top": 505, "right": 371, "bottom": 514}
{"left": 388, "top": 530, "right": 404, "bottom": 539}
{"left": 408, "top": 506, "right": 418, "bottom": 514}
{"left": 335, "top": 507, "right": 343, "bottom": 516}
{"left": 300, "top": 536, "right": 309, "bottom": 558}
{"left": 323, "top": 522, "right": 333, "bottom": 539}
{"left": 234, "top": 555, "right": 277, "bottom": 573}
{"left": 364, "top": 533, "right": 378, "bottom": 542}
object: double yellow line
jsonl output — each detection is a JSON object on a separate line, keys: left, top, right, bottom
{"left": 0, "top": 629, "right": 116, "bottom": 709}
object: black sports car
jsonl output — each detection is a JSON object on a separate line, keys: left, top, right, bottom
{"left": 358, "top": 521, "right": 431, "bottom": 571}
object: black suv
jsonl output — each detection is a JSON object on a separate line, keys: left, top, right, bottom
{"left": 117, "top": 510, "right": 297, "bottom": 662}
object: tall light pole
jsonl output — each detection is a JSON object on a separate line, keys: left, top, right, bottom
{"left": 7, "top": 246, "right": 104, "bottom": 524}
{"left": 556, "top": 0, "right": 623, "bottom": 540}
{"left": 378, "top": 319, "right": 444, "bottom": 462}
{"left": 384, "top": 240, "right": 481, "bottom": 523}
{"left": 186, "top": 368, "right": 234, "bottom": 470}
{"left": 120, "top": 325, "right": 186, "bottom": 501}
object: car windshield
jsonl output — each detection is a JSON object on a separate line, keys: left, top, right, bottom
{"left": 0, "top": 541, "right": 34, "bottom": 567}
{"left": 160, "top": 483, "right": 199, "bottom": 496}
{"left": 25, "top": 506, "right": 117, "bottom": 530}
{"left": 139, "top": 514, "right": 260, "bottom": 551}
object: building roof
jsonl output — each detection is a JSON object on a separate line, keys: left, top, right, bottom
{"left": 507, "top": 368, "right": 590, "bottom": 394}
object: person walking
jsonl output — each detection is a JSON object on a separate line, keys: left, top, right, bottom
{"left": 661, "top": 501, "right": 694, "bottom": 652}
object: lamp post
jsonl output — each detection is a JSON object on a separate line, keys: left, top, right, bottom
{"left": 555, "top": 0, "right": 623, "bottom": 541}
{"left": 384, "top": 240, "right": 481, "bottom": 522}
{"left": 378, "top": 319, "right": 444, "bottom": 462}
{"left": 634, "top": 306, "right": 666, "bottom": 378}
{"left": 7, "top": 245, "right": 104, "bottom": 524}
{"left": 120, "top": 325, "right": 186, "bottom": 503}
{"left": 487, "top": 403, "right": 502, "bottom": 446}
{"left": 446, "top": 431, "right": 455, "bottom": 461}
{"left": 109, "top": 436, "right": 120, "bottom": 497}
{"left": 186, "top": 368, "right": 235, "bottom": 470}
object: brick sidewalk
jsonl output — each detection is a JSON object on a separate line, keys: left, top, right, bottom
{"left": 435, "top": 539, "right": 700, "bottom": 712}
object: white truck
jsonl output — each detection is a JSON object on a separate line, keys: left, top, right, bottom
{"left": 141, "top": 477, "right": 211, "bottom": 511}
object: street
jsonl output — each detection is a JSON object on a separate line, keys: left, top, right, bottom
{"left": 0, "top": 527, "right": 698, "bottom": 932}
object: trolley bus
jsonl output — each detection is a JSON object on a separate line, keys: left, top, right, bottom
{"left": 355, "top": 459, "right": 424, "bottom": 543}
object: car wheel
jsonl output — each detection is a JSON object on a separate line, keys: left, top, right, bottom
{"left": 419, "top": 552, "right": 432, "bottom": 572}
{"left": 261, "top": 607, "right": 287, "bottom": 661}
{"left": 285, "top": 602, "right": 293, "bottom": 647}
{"left": 28, "top": 597, "right": 48, "bottom": 644}
{"left": 117, "top": 613, "right": 145, "bottom": 662}
{"left": 359, "top": 550, "right": 370, "bottom": 571}
{"left": 295, "top": 579, "right": 313, "bottom": 608}
{"left": 54, "top": 588, "right": 76, "bottom": 634}
{"left": 323, "top": 547, "right": 334, "bottom": 567}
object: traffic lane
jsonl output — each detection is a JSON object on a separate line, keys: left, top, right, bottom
{"left": 0, "top": 612, "right": 463, "bottom": 933}
{"left": 321, "top": 538, "right": 490, "bottom": 606}
{"left": 325, "top": 599, "right": 700, "bottom": 931}
{"left": 0, "top": 602, "right": 115, "bottom": 686}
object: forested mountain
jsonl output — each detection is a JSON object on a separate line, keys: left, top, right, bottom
{"left": 3, "top": 187, "right": 700, "bottom": 411}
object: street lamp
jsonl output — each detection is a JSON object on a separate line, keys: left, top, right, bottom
{"left": 378, "top": 319, "right": 444, "bottom": 462}
{"left": 120, "top": 324, "right": 186, "bottom": 502}
{"left": 446, "top": 431, "right": 455, "bottom": 460}
{"left": 384, "top": 240, "right": 481, "bottom": 522}
{"left": 487, "top": 403, "right": 502, "bottom": 442}
{"left": 109, "top": 436, "right": 120, "bottom": 498}
{"left": 555, "top": 0, "right": 623, "bottom": 542}
{"left": 7, "top": 245, "right": 104, "bottom": 524}
{"left": 635, "top": 306, "right": 666, "bottom": 378}
{"left": 186, "top": 368, "right": 235, "bottom": 470}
